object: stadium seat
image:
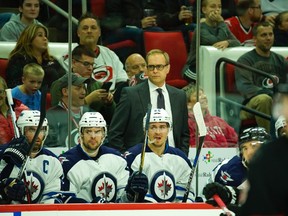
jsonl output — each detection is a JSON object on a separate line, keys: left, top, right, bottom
{"left": 143, "top": 31, "right": 189, "bottom": 88}
{"left": 0, "top": 58, "right": 8, "bottom": 79}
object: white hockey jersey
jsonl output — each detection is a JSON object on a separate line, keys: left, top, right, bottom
{"left": 0, "top": 148, "right": 63, "bottom": 204}
{"left": 59, "top": 144, "right": 129, "bottom": 202}
{"left": 125, "top": 143, "right": 195, "bottom": 203}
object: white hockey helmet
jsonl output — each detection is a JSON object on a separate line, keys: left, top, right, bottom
{"left": 17, "top": 110, "right": 49, "bottom": 135}
{"left": 143, "top": 108, "right": 172, "bottom": 129}
{"left": 275, "top": 115, "right": 287, "bottom": 138}
{"left": 79, "top": 112, "right": 107, "bottom": 136}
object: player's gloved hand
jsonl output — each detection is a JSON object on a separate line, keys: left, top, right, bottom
{"left": 92, "top": 196, "right": 109, "bottom": 203}
{"left": 2, "top": 135, "right": 30, "bottom": 167}
{"left": 125, "top": 171, "right": 148, "bottom": 202}
{"left": 203, "top": 182, "right": 232, "bottom": 206}
{"left": 0, "top": 178, "right": 26, "bottom": 201}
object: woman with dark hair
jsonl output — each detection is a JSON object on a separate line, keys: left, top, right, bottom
{"left": 6, "top": 23, "right": 65, "bottom": 88}
{"left": 273, "top": 11, "right": 288, "bottom": 46}
{"left": 0, "top": 76, "right": 28, "bottom": 145}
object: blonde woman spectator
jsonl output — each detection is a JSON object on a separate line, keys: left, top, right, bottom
{"left": 6, "top": 23, "right": 65, "bottom": 88}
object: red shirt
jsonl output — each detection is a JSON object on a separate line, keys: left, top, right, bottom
{"left": 225, "top": 16, "right": 253, "bottom": 43}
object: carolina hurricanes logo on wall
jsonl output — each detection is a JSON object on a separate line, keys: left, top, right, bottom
{"left": 92, "top": 66, "right": 113, "bottom": 82}
{"left": 91, "top": 172, "right": 117, "bottom": 202}
{"left": 150, "top": 170, "right": 176, "bottom": 202}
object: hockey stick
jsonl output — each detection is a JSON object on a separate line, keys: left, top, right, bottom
{"left": 5, "top": 89, "right": 20, "bottom": 138}
{"left": 139, "top": 103, "right": 152, "bottom": 174}
{"left": 17, "top": 84, "right": 48, "bottom": 181}
{"left": 182, "top": 102, "right": 207, "bottom": 202}
{"left": 213, "top": 194, "right": 234, "bottom": 216}
{"left": 134, "top": 104, "right": 152, "bottom": 202}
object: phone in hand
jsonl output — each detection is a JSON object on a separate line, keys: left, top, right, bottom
{"left": 101, "top": 82, "right": 113, "bottom": 92}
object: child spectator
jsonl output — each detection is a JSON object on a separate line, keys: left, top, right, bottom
{"left": 12, "top": 63, "right": 44, "bottom": 110}
{"left": 184, "top": 84, "right": 238, "bottom": 147}
{"left": 273, "top": 11, "right": 288, "bottom": 46}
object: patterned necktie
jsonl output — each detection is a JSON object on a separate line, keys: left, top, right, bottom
{"left": 156, "top": 88, "right": 165, "bottom": 109}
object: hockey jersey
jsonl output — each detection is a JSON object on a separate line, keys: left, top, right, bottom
{"left": 0, "top": 147, "right": 63, "bottom": 204}
{"left": 208, "top": 155, "right": 247, "bottom": 189}
{"left": 59, "top": 144, "right": 129, "bottom": 202}
{"left": 125, "top": 143, "right": 195, "bottom": 203}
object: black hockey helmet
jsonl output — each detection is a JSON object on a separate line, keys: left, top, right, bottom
{"left": 238, "top": 127, "right": 271, "bottom": 148}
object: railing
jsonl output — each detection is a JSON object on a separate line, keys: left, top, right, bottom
{"left": 215, "top": 57, "right": 277, "bottom": 128}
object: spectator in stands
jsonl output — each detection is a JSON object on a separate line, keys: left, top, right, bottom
{"left": 103, "top": 0, "right": 164, "bottom": 59}
{"left": 260, "top": 0, "right": 288, "bottom": 27}
{"left": 11, "top": 63, "right": 44, "bottom": 111}
{"left": 51, "top": 45, "right": 115, "bottom": 124}
{"left": 225, "top": 0, "right": 262, "bottom": 45}
{"left": 44, "top": 73, "right": 91, "bottom": 148}
{"left": 60, "top": 13, "right": 128, "bottom": 101}
{"left": 235, "top": 21, "right": 288, "bottom": 133}
{"left": 125, "top": 53, "right": 147, "bottom": 85}
{"left": 182, "top": 0, "right": 241, "bottom": 83}
{"left": 0, "top": 0, "right": 42, "bottom": 41}
{"left": 6, "top": 23, "right": 66, "bottom": 88}
{"left": 0, "top": 76, "right": 28, "bottom": 145}
{"left": 108, "top": 49, "right": 190, "bottom": 155}
{"left": 149, "top": 0, "right": 194, "bottom": 47}
{"left": 184, "top": 85, "right": 238, "bottom": 147}
{"left": 273, "top": 11, "right": 288, "bottom": 46}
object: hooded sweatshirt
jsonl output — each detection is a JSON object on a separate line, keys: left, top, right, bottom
{"left": 0, "top": 13, "right": 41, "bottom": 41}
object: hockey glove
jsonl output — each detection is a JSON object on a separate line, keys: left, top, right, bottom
{"left": 125, "top": 171, "right": 148, "bottom": 202}
{"left": 2, "top": 135, "right": 30, "bottom": 167}
{"left": 0, "top": 178, "right": 26, "bottom": 201}
{"left": 203, "top": 182, "right": 233, "bottom": 206}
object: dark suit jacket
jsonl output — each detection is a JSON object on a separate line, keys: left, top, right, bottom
{"left": 108, "top": 80, "right": 190, "bottom": 155}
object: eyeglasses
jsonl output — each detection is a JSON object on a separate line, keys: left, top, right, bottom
{"left": 149, "top": 125, "right": 169, "bottom": 132}
{"left": 84, "top": 129, "right": 103, "bottom": 136}
{"left": 0, "top": 89, "right": 5, "bottom": 95}
{"left": 74, "top": 59, "right": 94, "bottom": 68}
{"left": 147, "top": 64, "right": 168, "bottom": 71}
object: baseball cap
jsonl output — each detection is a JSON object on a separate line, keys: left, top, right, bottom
{"left": 58, "top": 73, "right": 89, "bottom": 89}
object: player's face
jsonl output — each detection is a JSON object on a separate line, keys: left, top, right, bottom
{"left": 31, "top": 28, "right": 48, "bottom": 53}
{"left": 147, "top": 122, "right": 169, "bottom": 148}
{"left": 240, "top": 140, "right": 262, "bottom": 165}
{"left": 22, "top": 74, "right": 43, "bottom": 94}
{"left": 73, "top": 54, "right": 95, "bottom": 78}
{"left": 19, "top": 0, "right": 40, "bottom": 21}
{"left": 77, "top": 18, "right": 101, "bottom": 46}
{"left": 146, "top": 54, "right": 170, "bottom": 87}
{"left": 81, "top": 127, "right": 105, "bottom": 152}
{"left": 24, "top": 126, "right": 46, "bottom": 153}
{"left": 254, "top": 25, "right": 274, "bottom": 53}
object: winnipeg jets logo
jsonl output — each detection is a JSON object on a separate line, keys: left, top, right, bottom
{"left": 92, "top": 172, "right": 117, "bottom": 202}
{"left": 151, "top": 171, "right": 176, "bottom": 202}
{"left": 220, "top": 170, "right": 234, "bottom": 183}
{"left": 22, "top": 171, "right": 44, "bottom": 203}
